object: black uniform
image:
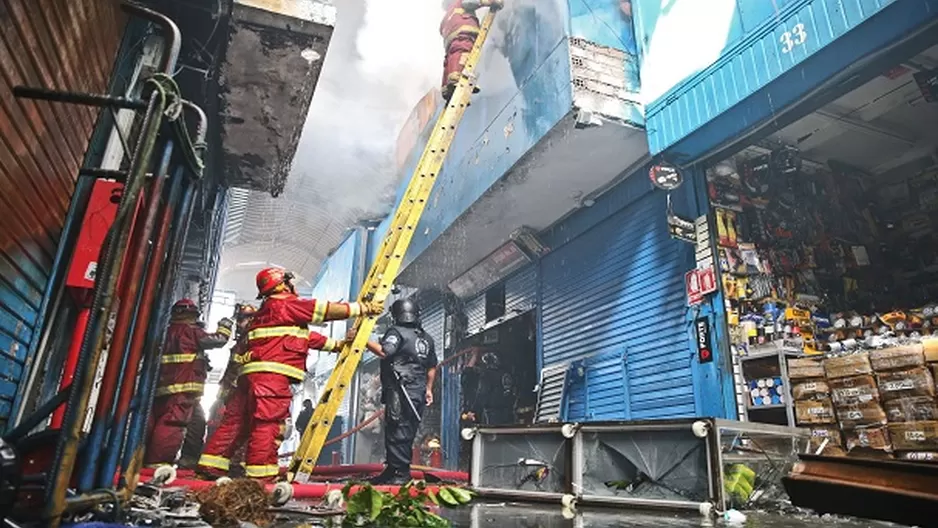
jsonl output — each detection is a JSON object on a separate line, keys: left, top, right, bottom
{"left": 379, "top": 325, "right": 438, "bottom": 474}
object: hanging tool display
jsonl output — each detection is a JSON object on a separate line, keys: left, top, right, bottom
{"left": 287, "top": 6, "right": 500, "bottom": 482}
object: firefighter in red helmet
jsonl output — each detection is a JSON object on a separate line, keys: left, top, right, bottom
{"left": 440, "top": 0, "right": 503, "bottom": 101}
{"left": 203, "top": 303, "right": 258, "bottom": 474}
{"left": 198, "top": 267, "right": 383, "bottom": 481}
{"left": 144, "top": 299, "right": 233, "bottom": 467}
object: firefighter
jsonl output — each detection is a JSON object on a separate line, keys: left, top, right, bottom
{"left": 362, "top": 298, "right": 438, "bottom": 484}
{"left": 198, "top": 267, "right": 382, "bottom": 481}
{"left": 440, "top": 0, "right": 503, "bottom": 101}
{"left": 144, "top": 299, "right": 233, "bottom": 467}
{"left": 202, "top": 303, "right": 257, "bottom": 474}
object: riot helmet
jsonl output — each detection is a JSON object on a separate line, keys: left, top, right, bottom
{"left": 390, "top": 298, "right": 420, "bottom": 326}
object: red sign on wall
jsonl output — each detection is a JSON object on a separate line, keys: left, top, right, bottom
{"left": 686, "top": 267, "right": 717, "bottom": 306}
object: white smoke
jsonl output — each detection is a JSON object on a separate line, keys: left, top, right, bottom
{"left": 218, "top": 0, "right": 444, "bottom": 296}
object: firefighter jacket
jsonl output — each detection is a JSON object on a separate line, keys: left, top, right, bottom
{"left": 441, "top": 0, "right": 481, "bottom": 51}
{"left": 240, "top": 293, "right": 356, "bottom": 381}
{"left": 217, "top": 334, "right": 248, "bottom": 401}
{"left": 156, "top": 320, "right": 232, "bottom": 397}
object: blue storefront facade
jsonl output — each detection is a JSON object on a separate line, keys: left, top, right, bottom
{"left": 311, "top": 0, "right": 938, "bottom": 468}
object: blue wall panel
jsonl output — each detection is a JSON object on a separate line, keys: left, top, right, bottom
{"left": 563, "top": 349, "right": 629, "bottom": 421}
{"left": 540, "top": 186, "right": 697, "bottom": 420}
{"left": 632, "top": 0, "right": 938, "bottom": 159}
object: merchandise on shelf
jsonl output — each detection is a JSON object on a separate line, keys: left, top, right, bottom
{"left": 787, "top": 338, "right": 938, "bottom": 461}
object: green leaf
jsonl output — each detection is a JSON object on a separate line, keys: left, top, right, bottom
{"left": 437, "top": 487, "right": 458, "bottom": 507}
{"left": 427, "top": 489, "right": 440, "bottom": 506}
{"left": 367, "top": 487, "right": 384, "bottom": 521}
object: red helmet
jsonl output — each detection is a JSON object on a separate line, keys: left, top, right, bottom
{"left": 256, "top": 267, "right": 294, "bottom": 298}
{"left": 172, "top": 298, "right": 199, "bottom": 316}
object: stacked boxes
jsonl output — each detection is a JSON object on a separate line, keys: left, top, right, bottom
{"left": 789, "top": 358, "right": 842, "bottom": 456}
{"left": 789, "top": 342, "right": 938, "bottom": 460}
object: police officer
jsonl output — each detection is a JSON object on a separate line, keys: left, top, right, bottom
{"left": 364, "top": 298, "right": 438, "bottom": 484}
{"left": 477, "top": 351, "right": 516, "bottom": 425}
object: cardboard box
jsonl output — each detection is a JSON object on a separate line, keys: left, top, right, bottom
{"left": 871, "top": 344, "right": 925, "bottom": 372}
{"left": 884, "top": 396, "right": 938, "bottom": 423}
{"left": 923, "top": 338, "right": 938, "bottom": 363}
{"left": 888, "top": 421, "right": 938, "bottom": 451}
{"left": 792, "top": 380, "right": 830, "bottom": 401}
{"left": 789, "top": 358, "right": 825, "bottom": 380}
{"left": 844, "top": 426, "right": 892, "bottom": 452}
{"left": 796, "top": 398, "right": 836, "bottom": 425}
{"left": 897, "top": 451, "right": 938, "bottom": 463}
{"left": 824, "top": 352, "right": 873, "bottom": 379}
{"left": 838, "top": 400, "right": 888, "bottom": 429}
{"left": 829, "top": 375, "right": 879, "bottom": 406}
{"left": 808, "top": 426, "right": 843, "bottom": 452}
{"left": 877, "top": 367, "right": 936, "bottom": 402}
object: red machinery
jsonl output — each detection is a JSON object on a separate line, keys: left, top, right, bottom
{"left": 53, "top": 180, "right": 124, "bottom": 428}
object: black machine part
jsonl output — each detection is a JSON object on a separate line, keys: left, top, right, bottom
{"left": 0, "top": 437, "right": 20, "bottom": 519}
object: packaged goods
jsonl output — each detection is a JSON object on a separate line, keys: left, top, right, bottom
{"left": 897, "top": 451, "right": 938, "bottom": 463}
{"left": 870, "top": 345, "right": 925, "bottom": 372}
{"left": 788, "top": 358, "right": 825, "bottom": 380}
{"left": 796, "top": 398, "right": 836, "bottom": 425}
{"left": 844, "top": 426, "right": 892, "bottom": 452}
{"left": 792, "top": 380, "right": 830, "bottom": 401}
{"left": 824, "top": 353, "right": 873, "bottom": 379}
{"left": 923, "top": 338, "right": 938, "bottom": 363}
{"left": 888, "top": 421, "right": 938, "bottom": 451}
{"left": 884, "top": 396, "right": 938, "bottom": 423}
{"left": 837, "top": 400, "right": 888, "bottom": 429}
{"left": 829, "top": 375, "right": 879, "bottom": 406}
{"left": 876, "top": 367, "right": 936, "bottom": 402}
{"left": 807, "top": 426, "right": 844, "bottom": 456}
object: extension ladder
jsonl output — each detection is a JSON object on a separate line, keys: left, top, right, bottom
{"left": 288, "top": 7, "right": 499, "bottom": 482}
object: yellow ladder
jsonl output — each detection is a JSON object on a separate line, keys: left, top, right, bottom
{"left": 288, "top": 7, "right": 499, "bottom": 482}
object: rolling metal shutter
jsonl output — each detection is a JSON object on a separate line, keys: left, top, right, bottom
{"left": 0, "top": 0, "right": 124, "bottom": 428}
{"left": 463, "top": 264, "right": 537, "bottom": 336}
{"left": 540, "top": 190, "right": 695, "bottom": 420}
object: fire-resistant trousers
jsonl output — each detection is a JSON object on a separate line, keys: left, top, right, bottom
{"left": 179, "top": 401, "right": 206, "bottom": 466}
{"left": 144, "top": 392, "right": 200, "bottom": 466}
{"left": 442, "top": 36, "right": 475, "bottom": 95}
{"left": 199, "top": 372, "right": 291, "bottom": 480}
{"left": 384, "top": 388, "right": 425, "bottom": 472}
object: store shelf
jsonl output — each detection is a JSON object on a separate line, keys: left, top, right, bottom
{"left": 739, "top": 347, "right": 804, "bottom": 362}
{"left": 747, "top": 403, "right": 787, "bottom": 411}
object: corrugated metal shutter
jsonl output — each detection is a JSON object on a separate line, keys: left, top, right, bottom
{"left": 563, "top": 350, "right": 628, "bottom": 421}
{"left": 0, "top": 0, "right": 124, "bottom": 427}
{"left": 463, "top": 265, "right": 537, "bottom": 336}
{"left": 505, "top": 265, "right": 536, "bottom": 317}
{"left": 416, "top": 299, "right": 443, "bottom": 459}
{"left": 540, "top": 190, "right": 695, "bottom": 420}
{"left": 463, "top": 294, "right": 485, "bottom": 336}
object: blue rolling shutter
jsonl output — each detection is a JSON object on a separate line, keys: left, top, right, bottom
{"left": 540, "top": 190, "right": 695, "bottom": 420}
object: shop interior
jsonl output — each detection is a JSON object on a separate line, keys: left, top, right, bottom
{"left": 457, "top": 311, "right": 539, "bottom": 427}
{"left": 708, "top": 44, "right": 938, "bottom": 435}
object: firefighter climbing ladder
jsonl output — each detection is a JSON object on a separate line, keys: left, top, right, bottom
{"left": 288, "top": 8, "right": 499, "bottom": 482}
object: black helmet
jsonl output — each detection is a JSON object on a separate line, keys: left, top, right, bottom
{"left": 391, "top": 298, "right": 420, "bottom": 326}
{"left": 481, "top": 352, "right": 499, "bottom": 369}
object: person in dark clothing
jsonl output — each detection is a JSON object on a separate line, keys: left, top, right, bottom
{"left": 296, "top": 399, "right": 314, "bottom": 438}
{"left": 364, "top": 298, "right": 438, "bottom": 484}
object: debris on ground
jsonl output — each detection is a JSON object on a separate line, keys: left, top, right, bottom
{"left": 194, "top": 479, "right": 273, "bottom": 527}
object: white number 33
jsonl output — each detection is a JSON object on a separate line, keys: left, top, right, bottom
{"left": 780, "top": 23, "right": 808, "bottom": 54}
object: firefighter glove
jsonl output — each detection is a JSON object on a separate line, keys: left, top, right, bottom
{"left": 359, "top": 300, "right": 385, "bottom": 317}
{"left": 217, "top": 317, "right": 234, "bottom": 338}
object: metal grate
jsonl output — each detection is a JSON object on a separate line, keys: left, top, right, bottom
{"left": 534, "top": 364, "right": 568, "bottom": 423}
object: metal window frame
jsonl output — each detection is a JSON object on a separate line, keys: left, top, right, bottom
{"left": 468, "top": 418, "right": 809, "bottom": 513}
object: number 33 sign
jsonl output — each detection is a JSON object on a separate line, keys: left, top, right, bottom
{"left": 780, "top": 22, "right": 808, "bottom": 54}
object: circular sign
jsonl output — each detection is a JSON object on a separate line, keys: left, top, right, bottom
{"left": 649, "top": 163, "right": 684, "bottom": 190}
